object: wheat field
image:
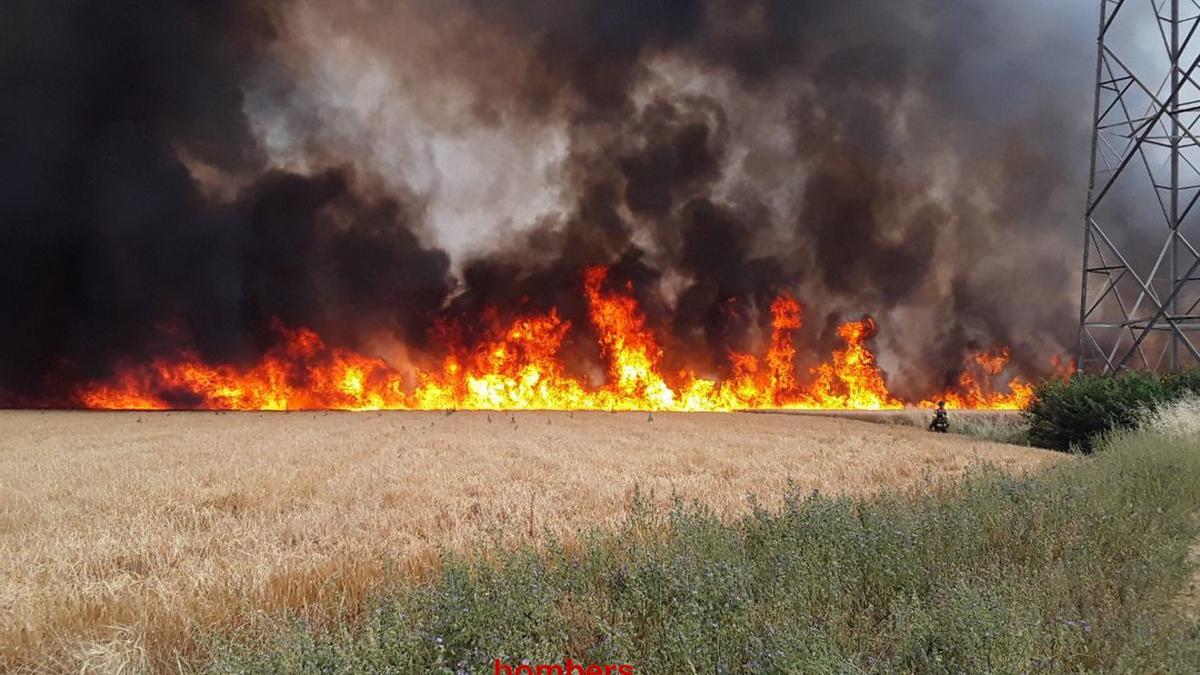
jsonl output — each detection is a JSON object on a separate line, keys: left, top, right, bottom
{"left": 0, "top": 410, "right": 1064, "bottom": 672}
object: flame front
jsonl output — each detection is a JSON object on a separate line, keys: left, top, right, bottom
{"left": 75, "top": 267, "right": 1040, "bottom": 411}
{"left": 918, "top": 347, "right": 1040, "bottom": 411}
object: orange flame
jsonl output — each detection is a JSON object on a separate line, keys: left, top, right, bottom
{"left": 919, "top": 347, "right": 1047, "bottom": 410}
{"left": 808, "top": 318, "right": 902, "bottom": 410}
{"left": 74, "top": 267, "right": 1042, "bottom": 411}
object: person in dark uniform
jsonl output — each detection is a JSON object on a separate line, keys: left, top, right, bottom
{"left": 929, "top": 400, "right": 949, "bottom": 433}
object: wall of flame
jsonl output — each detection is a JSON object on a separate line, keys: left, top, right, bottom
{"left": 77, "top": 267, "right": 1047, "bottom": 412}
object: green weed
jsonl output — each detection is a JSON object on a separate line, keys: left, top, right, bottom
{"left": 206, "top": 430, "right": 1200, "bottom": 674}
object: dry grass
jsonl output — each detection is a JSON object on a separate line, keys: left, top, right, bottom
{"left": 790, "top": 409, "right": 1031, "bottom": 444}
{"left": 1142, "top": 394, "right": 1200, "bottom": 440}
{"left": 0, "top": 410, "right": 1064, "bottom": 673}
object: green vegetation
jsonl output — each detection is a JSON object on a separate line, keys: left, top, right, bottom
{"left": 1025, "top": 370, "right": 1200, "bottom": 452}
{"left": 207, "top": 429, "right": 1200, "bottom": 674}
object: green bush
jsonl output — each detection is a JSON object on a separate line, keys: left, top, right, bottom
{"left": 206, "top": 430, "right": 1200, "bottom": 674}
{"left": 1024, "top": 370, "right": 1200, "bottom": 452}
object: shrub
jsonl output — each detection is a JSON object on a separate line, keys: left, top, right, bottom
{"left": 1024, "top": 370, "right": 1200, "bottom": 452}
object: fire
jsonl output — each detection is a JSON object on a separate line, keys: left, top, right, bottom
{"left": 918, "top": 347, "right": 1061, "bottom": 411}
{"left": 583, "top": 267, "right": 679, "bottom": 408}
{"left": 808, "top": 318, "right": 902, "bottom": 410}
{"left": 73, "top": 267, "right": 1040, "bottom": 412}
{"left": 80, "top": 324, "right": 409, "bottom": 411}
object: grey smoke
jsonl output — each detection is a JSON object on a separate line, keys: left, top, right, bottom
{"left": 0, "top": 0, "right": 1099, "bottom": 404}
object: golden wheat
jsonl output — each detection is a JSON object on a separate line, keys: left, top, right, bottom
{"left": 0, "top": 410, "right": 1064, "bottom": 672}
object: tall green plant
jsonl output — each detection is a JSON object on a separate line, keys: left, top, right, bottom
{"left": 1024, "top": 370, "right": 1200, "bottom": 452}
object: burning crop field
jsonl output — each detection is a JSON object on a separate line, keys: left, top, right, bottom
{"left": 12, "top": 0, "right": 1200, "bottom": 672}
{"left": 0, "top": 1, "right": 1087, "bottom": 415}
{"left": 72, "top": 266, "right": 1050, "bottom": 413}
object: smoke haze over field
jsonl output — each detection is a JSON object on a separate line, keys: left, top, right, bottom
{"left": 0, "top": 0, "right": 1096, "bottom": 403}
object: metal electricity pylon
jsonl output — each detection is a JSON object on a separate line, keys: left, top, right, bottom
{"left": 1080, "top": 0, "right": 1200, "bottom": 373}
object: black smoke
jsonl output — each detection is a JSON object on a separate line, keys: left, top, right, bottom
{"left": 440, "top": 0, "right": 1089, "bottom": 393}
{"left": 0, "top": 0, "right": 1092, "bottom": 403}
{"left": 0, "top": 1, "right": 451, "bottom": 403}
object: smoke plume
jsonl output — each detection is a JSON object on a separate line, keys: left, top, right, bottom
{"left": 0, "top": 0, "right": 1093, "bottom": 404}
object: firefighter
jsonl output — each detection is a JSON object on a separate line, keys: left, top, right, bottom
{"left": 929, "top": 400, "right": 949, "bottom": 433}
